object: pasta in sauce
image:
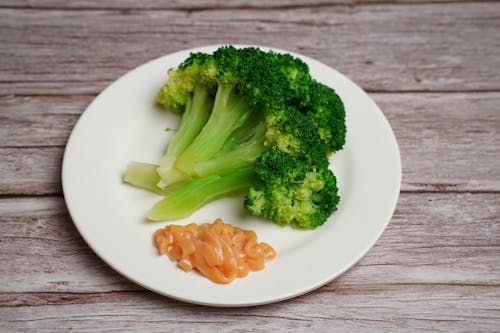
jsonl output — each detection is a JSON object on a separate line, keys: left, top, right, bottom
{"left": 153, "top": 218, "right": 276, "bottom": 284}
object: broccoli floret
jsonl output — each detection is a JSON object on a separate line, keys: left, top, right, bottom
{"left": 156, "top": 52, "right": 217, "bottom": 112}
{"left": 302, "top": 80, "right": 346, "bottom": 153}
{"left": 245, "top": 151, "right": 339, "bottom": 229}
{"left": 269, "top": 52, "right": 313, "bottom": 107}
{"left": 253, "top": 149, "right": 306, "bottom": 183}
{"left": 264, "top": 104, "right": 329, "bottom": 167}
{"left": 243, "top": 107, "right": 337, "bottom": 229}
{"left": 124, "top": 46, "right": 346, "bottom": 229}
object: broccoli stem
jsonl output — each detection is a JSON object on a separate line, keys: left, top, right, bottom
{"left": 147, "top": 167, "right": 255, "bottom": 221}
{"left": 157, "top": 83, "right": 213, "bottom": 187}
{"left": 123, "top": 162, "right": 191, "bottom": 196}
{"left": 192, "top": 125, "right": 266, "bottom": 177}
{"left": 124, "top": 162, "right": 167, "bottom": 195}
{"left": 217, "top": 109, "right": 263, "bottom": 155}
{"left": 174, "top": 83, "right": 253, "bottom": 175}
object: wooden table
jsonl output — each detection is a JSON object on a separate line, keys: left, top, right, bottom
{"left": 1, "top": 1, "right": 499, "bottom": 331}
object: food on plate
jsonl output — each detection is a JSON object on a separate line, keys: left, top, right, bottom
{"left": 124, "top": 46, "right": 346, "bottom": 229}
{"left": 153, "top": 218, "right": 276, "bottom": 284}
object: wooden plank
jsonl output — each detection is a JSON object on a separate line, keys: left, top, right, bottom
{"left": 1, "top": 3, "right": 499, "bottom": 94}
{"left": 1, "top": 285, "right": 499, "bottom": 332}
{"left": 0, "top": 197, "right": 137, "bottom": 293}
{"left": 1, "top": 2, "right": 498, "bottom": 332}
{"left": 0, "top": 0, "right": 352, "bottom": 9}
{"left": 0, "top": 95, "right": 86, "bottom": 147}
{"left": 372, "top": 93, "right": 500, "bottom": 192}
{"left": 1, "top": 93, "right": 498, "bottom": 194}
{"left": 1, "top": 193, "right": 498, "bottom": 293}
{"left": 0, "top": 0, "right": 484, "bottom": 9}
{"left": 0, "top": 147, "right": 63, "bottom": 195}
{"left": 0, "top": 0, "right": 332, "bottom": 10}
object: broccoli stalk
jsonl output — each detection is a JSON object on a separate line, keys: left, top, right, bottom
{"left": 156, "top": 83, "right": 213, "bottom": 187}
{"left": 124, "top": 162, "right": 167, "bottom": 195}
{"left": 191, "top": 124, "right": 266, "bottom": 177}
{"left": 123, "top": 161, "right": 192, "bottom": 196}
{"left": 218, "top": 110, "right": 264, "bottom": 154}
{"left": 147, "top": 167, "right": 255, "bottom": 221}
{"left": 174, "top": 83, "right": 255, "bottom": 175}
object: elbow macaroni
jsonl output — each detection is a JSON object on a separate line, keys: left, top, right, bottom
{"left": 153, "top": 218, "right": 276, "bottom": 284}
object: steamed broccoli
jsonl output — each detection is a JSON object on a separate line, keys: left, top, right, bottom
{"left": 264, "top": 104, "right": 329, "bottom": 168}
{"left": 245, "top": 150, "right": 339, "bottom": 229}
{"left": 148, "top": 168, "right": 256, "bottom": 221}
{"left": 303, "top": 80, "right": 346, "bottom": 153}
{"left": 124, "top": 46, "right": 346, "bottom": 229}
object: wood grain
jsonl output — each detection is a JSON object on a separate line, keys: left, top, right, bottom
{"left": 0, "top": 95, "right": 84, "bottom": 147}
{"left": 1, "top": 3, "right": 499, "bottom": 95}
{"left": 0, "top": 0, "right": 491, "bottom": 10}
{"left": 1, "top": 193, "right": 498, "bottom": 293}
{"left": 1, "top": 285, "right": 499, "bottom": 333}
{"left": 1, "top": 93, "right": 498, "bottom": 195}
{"left": 0, "top": 193, "right": 498, "bottom": 331}
{"left": 1, "top": 1, "right": 499, "bottom": 332}
{"left": 0, "top": 147, "right": 63, "bottom": 195}
{"left": 374, "top": 92, "right": 500, "bottom": 192}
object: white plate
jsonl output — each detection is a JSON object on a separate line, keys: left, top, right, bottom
{"left": 62, "top": 45, "right": 401, "bottom": 306}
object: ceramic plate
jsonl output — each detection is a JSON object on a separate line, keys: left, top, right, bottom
{"left": 62, "top": 45, "right": 401, "bottom": 306}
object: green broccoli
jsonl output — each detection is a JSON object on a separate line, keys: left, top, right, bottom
{"left": 301, "top": 80, "right": 346, "bottom": 154}
{"left": 245, "top": 150, "right": 339, "bottom": 229}
{"left": 148, "top": 168, "right": 256, "bottom": 221}
{"left": 124, "top": 46, "right": 346, "bottom": 229}
{"left": 155, "top": 53, "right": 217, "bottom": 187}
{"left": 264, "top": 104, "right": 329, "bottom": 168}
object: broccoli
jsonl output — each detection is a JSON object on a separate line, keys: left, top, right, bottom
{"left": 245, "top": 150, "right": 339, "bottom": 229}
{"left": 303, "top": 80, "right": 346, "bottom": 153}
{"left": 148, "top": 168, "right": 256, "bottom": 221}
{"left": 155, "top": 53, "right": 217, "bottom": 187}
{"left": 124, "top": 46, "right": 346, "bottom": 229}
{"left": 264, "top": 104, "right": 329, "bottom": 168}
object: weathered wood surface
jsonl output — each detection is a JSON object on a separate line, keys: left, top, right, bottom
{"left": 1, "top": 285, "right": 498, "bottom": 333}
{"left": 1, "top": 0, "right": 499, "bottom": 332}
{"left": 1, "top": 193, "right": 499, "bottom": 292}
{"left": 1, "top": 3, "right": 500, "bottom": 95}
{"left": 1, "top": 193, "right": 499, "bottom": 332}
{"left": 1, "top": 0, "right": 493, "bottom": 9}
{"left": 1, "top": 93, "right": 498, "bottom": 195}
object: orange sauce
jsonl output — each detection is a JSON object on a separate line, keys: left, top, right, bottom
{"left": 153, "top": 218, "right": 276, "bottom": 284}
